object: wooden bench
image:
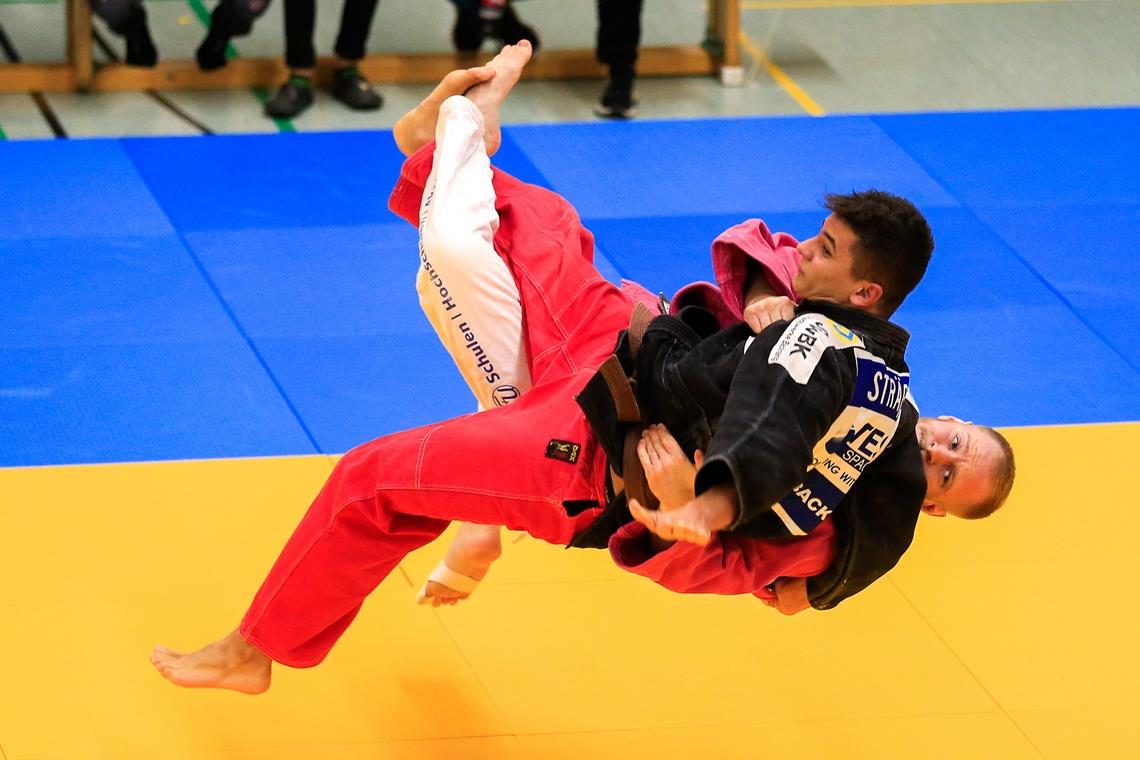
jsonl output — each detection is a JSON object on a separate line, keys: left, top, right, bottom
{"left": 0, "top": 0, "right": 741, "bottom": 93}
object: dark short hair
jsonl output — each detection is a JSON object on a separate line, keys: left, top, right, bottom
{"left": 961, "top": 426, "right": 1016, "bottom": 520}
{"left": 825, "top": 190, "right": 934, "bottom": 315}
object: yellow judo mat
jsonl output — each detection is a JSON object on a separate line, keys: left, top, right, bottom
{"left": 1, "top": 422, "right": 1136, "bottom": 759}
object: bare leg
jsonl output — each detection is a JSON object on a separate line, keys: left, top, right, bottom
{"left": 393, "top": 40, "right": 533, "bottom": 159}
{"left": 393, "top": 66, "right": 495, "bottom": 157}
{"left": 462, "top": 39, "right": 533, "bottom": 157}
{"left": 150, "top": 629, "right": 271, "bottom": 694}
{"left": 419, "top": 523, "right": 503, "bottom": 607}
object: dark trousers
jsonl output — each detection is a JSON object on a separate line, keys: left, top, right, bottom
{"left": 284, "top": 0, "right": 381, "bottom": 69}
{"left": 89, "top": 0, "right": 145, "bottom": 33}
{"left": 443, "top": 0, "right": 642, "bottom": 83}
{"left": 597, "top": 0, "right": 643, "bottom": 82}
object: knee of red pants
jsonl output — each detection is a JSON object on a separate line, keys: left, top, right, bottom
{"left": 240, "top": 485, "right": 449, "bottom": 667}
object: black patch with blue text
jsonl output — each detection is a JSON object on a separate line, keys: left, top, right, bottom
{"left": 546, "top": 439, "right": 581, "bottom": 464}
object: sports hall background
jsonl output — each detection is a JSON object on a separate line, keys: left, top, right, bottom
{"left": 1, "top": 1, "right": 1137, "bottom": 758}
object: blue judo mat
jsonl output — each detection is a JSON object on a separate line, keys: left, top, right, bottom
{"left": 2, "top": 109, "right": 1138, "bottom": 466}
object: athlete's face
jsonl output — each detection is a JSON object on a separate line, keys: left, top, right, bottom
{"left": 916, "top": 416, "right": 1004, "bottom": 519}
{"left": 794, "top": 215, "right": 882, "bottom": 311}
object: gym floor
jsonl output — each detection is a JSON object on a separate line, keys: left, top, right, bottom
{"left": 1, "top": 1, "right": 1138, "bottom": 758}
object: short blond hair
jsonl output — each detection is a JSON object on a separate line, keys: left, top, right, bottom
{"left": 961, "top": 427, "right": 1015, "bottom": 520}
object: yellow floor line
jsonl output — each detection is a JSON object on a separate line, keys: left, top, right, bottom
{"left": 738, "top": 30, "right": 826, "bottom": 116}
{"left": 743, "top": 0, "right": 1076, "bottom": 10}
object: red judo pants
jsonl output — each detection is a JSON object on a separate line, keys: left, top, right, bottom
{"left": 240, "top": 101, "right": 634, "bottom": 667}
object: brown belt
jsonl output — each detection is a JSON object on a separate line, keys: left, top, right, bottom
{"left": 598, "top": 302, "right": 659, "bottom": 510}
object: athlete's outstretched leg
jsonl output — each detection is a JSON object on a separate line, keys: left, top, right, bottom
{"left": 150, "top": 379, "right": 606, "bottom": 690}
{"left": 414, "top": 41, "right": 535, "bottom": 412}
{"left": 413, "top": 45, "right": 535, "bottom": 604}
{"left": 388, "top": 42, "right": 626, "bottom": 392}
{"left": 395, "top": 44, "right": 629, "bottom": 605}
{"left": 151, "top": 426, "right": 452, "bottom": 691}
{"left": 417, "top": 94, "right": 532, "bottom": 413}
{"left": 409, "top": 43, "right": 632, "bottom": 605}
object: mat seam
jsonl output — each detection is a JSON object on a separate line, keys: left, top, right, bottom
{"left": 426, "top": 592, "right": 523, "bottom": 739}
{"left": 886, "top": 576, "right": 1048, "bottom": 759}
{"left": 118, "top": 146, "right": 326, "bottom": 455}
{"left": 872, "top": 114, "right": 1140, "bottom": 379}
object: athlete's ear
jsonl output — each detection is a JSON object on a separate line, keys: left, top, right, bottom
{"left": 921, "top": 501, "right": 947, "bottom": 518}
{"left": 850, "top": 282, "right": 883, "bottom": 310}
{"left": 937, "top": 414, "right": 971, "bottom": 425}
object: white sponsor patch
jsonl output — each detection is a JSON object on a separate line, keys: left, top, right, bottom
{"left": 765, "top": 313, "right": 864, "bottom": 384}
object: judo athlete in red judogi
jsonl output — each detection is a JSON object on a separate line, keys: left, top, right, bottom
{"left": 237, "top": 96, "right": 838, "bottom": 669}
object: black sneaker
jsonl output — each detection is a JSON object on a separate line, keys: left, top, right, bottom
{"left": 196, "top": 2, "right": 238, "bottom": 71}
{"left": 331, "top": 68, "right": 383, "bottom": 111}
{"left": 196, "top": 28, "right": 229, "bottom": 71}
{"left": 123, "top": 15, "right": 158, "bottom": 67}
{"left": 265, "top": 77, "right": 314, "bottom": 119}
{"left": 593, "top": 82, "right": 637, "bottom": 119}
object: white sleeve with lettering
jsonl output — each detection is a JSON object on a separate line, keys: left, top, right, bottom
{"left": 416, "top": 96, "right": 533, "bottom": 410}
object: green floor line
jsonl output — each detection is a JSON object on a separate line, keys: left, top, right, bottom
{"left": 0, "top": 123, "right": 7, "bottom": 140}
{"left": 184, "top": 0, "right": 295, "bottom": 133}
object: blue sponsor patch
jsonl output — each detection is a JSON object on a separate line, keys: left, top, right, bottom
{"left": 852, "top": 356, "right": 910, "bottom": 418}
{"left": 776, "top": 470, "right": 845, "bottom": 534}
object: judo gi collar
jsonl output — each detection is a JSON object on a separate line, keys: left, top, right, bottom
{"left": 795, "top": 299, "right": 910, "bottom": 363}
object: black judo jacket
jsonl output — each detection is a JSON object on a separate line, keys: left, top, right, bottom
{"left": 574, "top": 300, "right": 926, "bottom": 610}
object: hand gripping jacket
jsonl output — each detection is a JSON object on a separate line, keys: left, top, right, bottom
{"left": 575, "top": 299, "right": 926, "bottom": 610}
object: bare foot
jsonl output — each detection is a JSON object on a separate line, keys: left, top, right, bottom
{"left": 464, "top": 40, "right": 533, "bottom": 157}
{"left": 419, "top": 523, "right": 502, "bottom": 607}
{"left": 150, "top": 629, "right": 272, "bottom": 694}
{"left": 394, "top": 66, "right": 496, "bottom": 156}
